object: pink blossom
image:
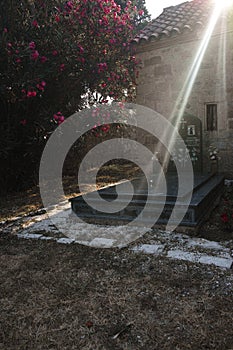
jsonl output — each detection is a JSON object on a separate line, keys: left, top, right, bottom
{"left": 59, "top": 63, "right": 65, "bottom": 71}
{"left": 27, "top": 90, "right": 37, "bottom": 98}
{"left": 52, "top": 50, "right": 58, "bottom": 56}
{"left": 29, "top": 41, "right": 36, "bottom": 50}
{"left": 109, "top": 38, "right": 116, "bottom": 44}
{"left": 53, "top": 112, "right": 65, "bottom": 124}
{"left": 7, "top": 42, "right": 12, "bottom": 48}
{"left": 20, "top": 119, "right": 27, "bottom": 126}
{"left": 78, "top": 45, "right": 84, "bottom": 54}
{"left": 221, "top": 213, "right": 229, "bottom": 223}
{"left": 104, "top": 7, "right": 110, "bottom": 14}
{"left": 77, "top": 57, "right": 85, "bottom": 63}
{"left": 97, "top": 62, "right": 108, "bottom": 73}
{"left": 92, "top": 125, "right": 100, "bottom": 137}
{"left": 67, "top": 1, "right": 73, "bottom": 9}
{"left": 55, "top": 15, "right": 60, "bottom": 22}
{"left": 101, "top": 124, "right": 110, "bottom": 133}
{"left": 32, "top": 19, "right": 39, "bottom": 28}
{"left": 101, "top": 82, "right": 107, "bottom": 88}
{"left": 80, "top": 9, "right": 86, "bottom": 17}
{"left": 102, "top": 16, "right": 109, "bottom": 25}
{"left": 3, "top": 27, "right": 8, "bottom": 33}
{"left": 40, "top": 56, "right": 47, "bottom": 63}
{"left": 36, "top": 81, "right": 46, "bottom": 91}
{"left": 31, "top": 50, "right": 39, "bottom": 60}
{"left": 15, "top": 58, "right": 21, "bottom": 63}
{"left": 54, "top": 111, "right": 62, "bottom": 118}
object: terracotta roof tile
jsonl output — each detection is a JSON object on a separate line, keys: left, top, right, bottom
{"left": 133, "top": 0, "right": 214, "bottom": 43}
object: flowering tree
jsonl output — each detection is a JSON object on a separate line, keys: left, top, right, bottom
{"left": 0, "top": 0, "right": 143, "bottom": 193}
{"left": 115, "top": 0, "right": 151, "bottom": 28}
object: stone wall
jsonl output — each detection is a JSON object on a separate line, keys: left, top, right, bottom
{"left": 135, "top": 14, "right": 233, "bottom": 176}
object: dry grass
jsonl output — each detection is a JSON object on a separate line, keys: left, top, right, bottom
{"left": 0, "top": 162, "right": 142, "bottom": 222}
{"left": 0, "top": 235, "right": 233, "bottom": 350}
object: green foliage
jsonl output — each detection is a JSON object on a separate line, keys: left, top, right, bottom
{"left": 0, "top": 0, "right": 141, "bottom": 193}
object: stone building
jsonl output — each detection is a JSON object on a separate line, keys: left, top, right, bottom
{"left": 133, "top": 0, "right": 233, "bottom": 175}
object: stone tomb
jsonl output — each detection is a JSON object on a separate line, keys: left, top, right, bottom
{"left": 70, "top": 174, "right": 224, "bottom": 228}
{"left": 70, "top": 114, "right": 224, "bottom": 228}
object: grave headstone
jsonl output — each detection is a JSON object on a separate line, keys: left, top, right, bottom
{"left": 168, "top": 114, "right": 203, "bottom": 173}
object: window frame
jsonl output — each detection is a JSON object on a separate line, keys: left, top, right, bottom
{"left": 206, "top": 103, "right": 218, "bottom": 131}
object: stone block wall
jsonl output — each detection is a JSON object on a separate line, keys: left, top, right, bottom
{"left": 135, "top": 15, "right": 233, "bottom": 176}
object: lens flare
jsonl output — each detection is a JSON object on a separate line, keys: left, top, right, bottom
{"left": 215, "top": 0, "right": 233, "bottom": 8}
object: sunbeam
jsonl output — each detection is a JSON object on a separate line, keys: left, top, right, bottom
{"left": 216, "top": 12, "right": 228, "bottom": 130}
{"left": 214, "top": 0, "right": 233, "bottom": 8}
{"left": 160, "top": 2, "right": 226, "bottom": 171}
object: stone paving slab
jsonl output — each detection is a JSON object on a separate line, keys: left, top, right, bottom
{"left": 17, "top": 233, "right": 43, "bottom": 240}
{"left": 89, "top": 238, "right": 118, "bottom": 248}
{"left": 1, "top": 204, "right": 233, "bottom": 269}
{"left": 57, "top": 237, "right": 75, "bottom": 244}
{"left": 132, "top": 244, "right": 164, "bottom": 255}
{"left": 167, "top": 249, "right": 233, "bottom": 269}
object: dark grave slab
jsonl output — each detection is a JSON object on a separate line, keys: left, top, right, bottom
{"left": 70, "top": 173, "right": 224, "bottom": 228}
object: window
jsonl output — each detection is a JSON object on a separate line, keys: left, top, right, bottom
{"left": 206, "top": 104, "right": 217, "bottom": 131}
